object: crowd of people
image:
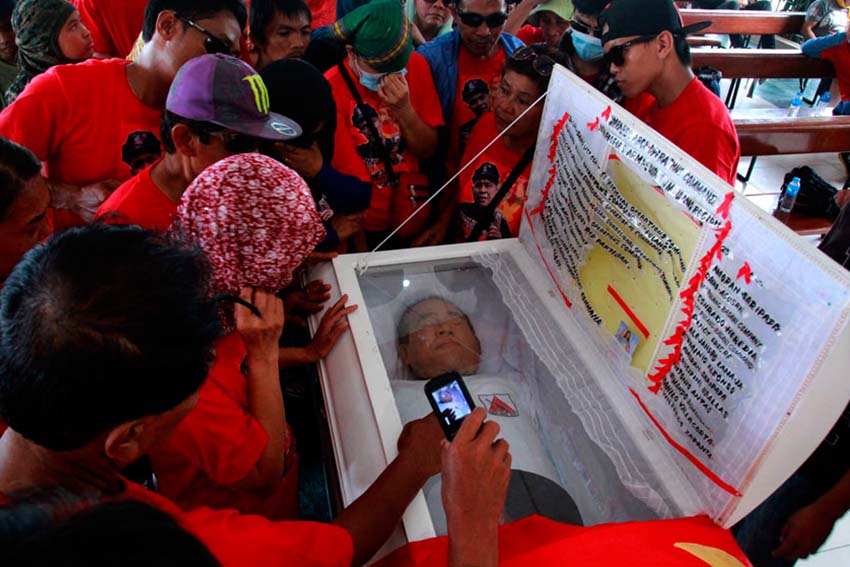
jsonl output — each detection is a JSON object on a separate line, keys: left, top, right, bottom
{"left": 0, "top": 0, "right": 847, "bottom": 565}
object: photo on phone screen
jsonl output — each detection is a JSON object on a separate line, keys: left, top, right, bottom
{"left": 425, "top": 372, "right": 476, "bottom": 439}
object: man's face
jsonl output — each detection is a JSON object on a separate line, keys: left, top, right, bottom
{"left": 538, "top": 11, "right": 569, "bottom": 48}
{"left": 602, "top": 28, "right": 661, "bottom": 98}
{"left": 0, "top": 176, "right": 51, "bottom": 281}
{"left": 416, "top": 0, "right": 450, "bottom": 32}
{"left": 399, "top": 298, "right": 482, "bottom": 380}
{"left": 259, "top": 10, "right": 312, "bottom": 62}
{"left": 0, "top": 17, "right": 17, "bottom": 65}
{"left": 166, "top": 11, "right": 242, "bottom": 82}
{"left": 453, "top": 0, "right": 506, "bottom": 57}
{"left": 129, "top": 152, "right": 161, "bottom": 176}
{"left": 189, "top": 129, "right": 260, "bottom": 180}
{"left": 468, "top": 91, "right": 491, "bottom": 115}
{"left": 472, "top": 178, "right": 498, "bottom": 205}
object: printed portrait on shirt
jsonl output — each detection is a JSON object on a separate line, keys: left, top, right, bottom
{"left": 121, "top": 131, "right": 163, "bottom": 176}
{"left": 459, "top": 78, "right": 492, "bottom": 151}
{"left": 350, "top": 101, "right": 405, "bottom": 188}
{"left": 458, "top": 162, "right": 513, "bottom": 241}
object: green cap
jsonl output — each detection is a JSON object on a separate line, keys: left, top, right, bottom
{"left": 332, "top": 0, "right": 413, "bottom": 74}
{"left": 529, "top": 0, "right": 574, "bottom": 24}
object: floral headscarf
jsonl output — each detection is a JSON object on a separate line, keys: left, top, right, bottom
{"left": 6, "top": 0, "right": 77, "bottom": 104}
{"left": 171, "top": 153, "right": 326, "bottom": 330}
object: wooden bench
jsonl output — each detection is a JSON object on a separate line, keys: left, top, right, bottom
{"left": 691, "top": 48, "right": 834, "bottom": 109}
{"left": 734, "top": 116, "right": 850, "bottom": 235}
{"left": 737, "top": 115, "right": 850, "bottom": 157}
{"left": 681, "top": 9, "right": 806, "bottom": 36}
{"left": 736, "top": 114, "right": 850, "bottom": 181}
{"left": 691, "top": 48, "right": 835, "bottom": 79}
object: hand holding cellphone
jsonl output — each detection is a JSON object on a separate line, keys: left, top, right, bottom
{"left": 424, "top": 372, "right": 476, "bottom": 440}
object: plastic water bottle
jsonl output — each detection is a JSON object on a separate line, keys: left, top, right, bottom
{"left": 818, "top": 91, "right": 832, "bottom": 115}
{"left": 788, "top": 92, "right": 803, "bottom": 117}
{"left": 779, "top": 177, "right": 801, "bottom": 213}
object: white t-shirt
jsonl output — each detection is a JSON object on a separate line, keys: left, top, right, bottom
{"left": 392, "top": 373, "right": 561, "bottom": 534}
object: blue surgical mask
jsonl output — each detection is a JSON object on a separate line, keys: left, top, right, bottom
{"left": 353, "top": 58, "right": 408, "bottom": 91}
{"left": 571, "top": 29, "right": 604, "bottom": 62}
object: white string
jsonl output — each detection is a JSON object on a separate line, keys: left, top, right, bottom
{"left": 356, "top": 89, "right": 550, "bottom": 274}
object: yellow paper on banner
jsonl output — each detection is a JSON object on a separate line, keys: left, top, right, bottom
{"left": 579, "top": 157, "right": 700, "bottom": 371}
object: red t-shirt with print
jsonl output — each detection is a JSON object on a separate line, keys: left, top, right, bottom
{"left": 456, "top": 112, "right": 531, "bottom": 241}
{"left": 0, "top": 59, "right": 162, "bottom": 188}
{"left": 326, "top": 52, "right": 443, "bottom": 232}
{"left": 71, "top": 0, "right": 148, "bottom": 57}
{"left": 448, "top": 46, "right": 506, "bottom": 170}
{"left": 149, "top": 332, "right": 297, "bottom": 520}
{"left": 96, "top": 165, "right": 177, "bottom": 232}
{"left": 642, "top": 78, "right": 740, "bottom": 186}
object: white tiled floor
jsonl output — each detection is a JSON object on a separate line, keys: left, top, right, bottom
{"left": 720, "top": 80, "right": 850, "bottom": 566}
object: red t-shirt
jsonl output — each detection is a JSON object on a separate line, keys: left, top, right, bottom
{"left": 307, "top": 0, "right": 337, "bottom": 29}
{"left": 516, "top": 25, "right": 544, "bottom": 45}
{"left": 374, "top": 514, "right": 749, "bottom": 567}
{"left": 818, "top": 40, "right": 850, "bottom": 101}
{"left": 96, "top": 165, "right": 177, "bottom": 232}
{"left": 0, "top": 59, "right": 163, "bottom": 188}
{"left": 641, "top": 79, "right": 740, "bottom": 186}
{"left": 448, "top": 46, "right": 506, "bottom": 170}
{"left": 326, "top": 53, "right": 443, "bottom": 232}
{"left": 456, "top": 112, "right": 531, "bottom": 241}
{"left": 71, "top": 0, "right": 147, "bottom": 58}
{"left": 150, "top": 333, "right": 297, "bottom": 519}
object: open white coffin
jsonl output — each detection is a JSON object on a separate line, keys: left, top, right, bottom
{"left": 308, "top": 66, "right": 850, "bottom": 551}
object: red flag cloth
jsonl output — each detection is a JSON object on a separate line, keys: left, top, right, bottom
{"left": 375, "top": 515, "right": 752, "bottom": 567}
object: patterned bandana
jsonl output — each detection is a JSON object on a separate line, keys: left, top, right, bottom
{"left": 6, "top": 0, "right": 77, "bottom": 104}
{"left": 331, "top": 0, "right": 412, "bottom": 74}
{"left": 171, "top": 153, "right": 326, "bottom": 331}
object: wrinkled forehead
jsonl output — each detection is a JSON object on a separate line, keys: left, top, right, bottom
{"left": 457, "top": 0, "right": 506, "bottom": 13}
{"left": 400, "top": 298, "right": 474, "bottom": 334}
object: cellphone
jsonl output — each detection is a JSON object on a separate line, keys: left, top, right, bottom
{"left": 424, "top": 372, "right": 476, "bottom": 440}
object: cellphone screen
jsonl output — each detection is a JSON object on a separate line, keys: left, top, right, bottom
{"left": 430, "top": 379, "right": 474, "bottom": 429}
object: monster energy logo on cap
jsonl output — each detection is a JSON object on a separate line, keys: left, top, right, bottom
{"left": 243, "top": 74, "right": 270, "bottom": 114}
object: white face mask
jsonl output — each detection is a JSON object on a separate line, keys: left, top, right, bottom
{"left": 353, "top": 57, "right": 386, "bottom": 91}
{"left": 352, "top": 56, "right": 408, "bottom": 91}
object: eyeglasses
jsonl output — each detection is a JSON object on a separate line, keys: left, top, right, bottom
{"left": 211, "top": 130, "right": 262, "bottom": 153}
{"left": 176, "top": 15, "right": 234, "bottom": 56}
{"left": 569, "top": 18, "right": 601, "bottom": 38}
{"left": 455, "top": 8, "right": 508, "bottom": 29}
{"left": 603, "top": 35, "right": 658, "bottom": 68}
{"left": 510, "top": 45, "right": 555, "bottom": 78}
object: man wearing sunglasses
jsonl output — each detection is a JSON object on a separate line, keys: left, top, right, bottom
{"left": 599, "top": 0, "right": 740, "bottom": 186}
{"left": 416, "top": 0, "right": 524, "bottom": 247}
{"left": 98, "top": 54, "right": 300, "bottom": 232}
{"left": 0, "top": 0, "right": 246, "bottom": 227}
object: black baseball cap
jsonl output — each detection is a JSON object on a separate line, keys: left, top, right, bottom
{"left": 599, "top": 0, "right": 711, "bottom": 44}
{"left": 473, "top": 162, "right": 500, "bottom": 184}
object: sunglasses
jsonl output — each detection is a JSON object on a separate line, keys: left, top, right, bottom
{"left": 569, "top": 18, "right": 601, "bottom": 38}
{"left": 455, "top": 8, "right": 508, "bottom": 29}
{"left": 510, "top": 45, "right": 555, "bottom": 78}
{"left": 603, "top": 35, "right": 658, "bottom": 68}
{"left": 177, "top": 15, "right": 235, "bottom": 56}
{"left": 212, "top": 130, "right": 262, "bottom": 154}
